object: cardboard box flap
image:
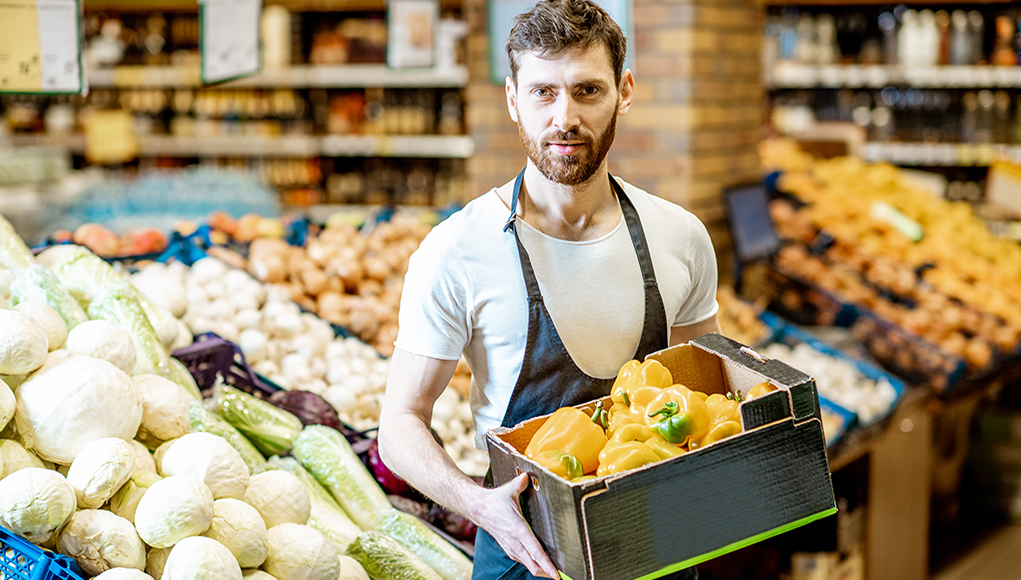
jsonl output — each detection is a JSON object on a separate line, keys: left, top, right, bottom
{"left": 644, "top": 342, "right": 727, "bottom": 396}
{"left": 689, "top": 333, "right": 820, "bottom": 423}
{"left": 579, "top": 418, "right": 836, "bottom": 580}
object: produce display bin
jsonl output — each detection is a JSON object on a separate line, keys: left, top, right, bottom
{"left": 172, "top": 332, "right": 282, "bottom": 398}
{"left": 851, "top": 310, "right": 966, "bottom": 395}
{"left": 760, "top": 311, "right": 907, "bottom": 429}
{"left": 487, "top": 333, "right": 837, "bottom": 580}
{"left": 0, "top": 525, "right": 86, "bottom": 580}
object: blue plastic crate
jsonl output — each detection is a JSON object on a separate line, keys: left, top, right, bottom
{"left": 817, "top": 395, "right": 858, "bottom": 449}
{"left": 0, "top": 526, "right": 86, "bottom": 580}
{"left": 759, "top": 310, "right": 907, "bottom": 429}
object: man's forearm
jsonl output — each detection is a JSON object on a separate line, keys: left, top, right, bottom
{"left": 377, "top": 411, "right": 486, "bottom": 524}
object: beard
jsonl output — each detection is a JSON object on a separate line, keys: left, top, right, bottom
{"left": 518, "top": 112, "right": 617, "bottom": 186}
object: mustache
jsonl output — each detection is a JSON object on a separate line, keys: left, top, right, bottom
{"left": 543, "top": 132, "right": 590, "bottom": 145}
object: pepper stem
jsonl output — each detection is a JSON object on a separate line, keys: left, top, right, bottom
{"left": 591, "top": 400, "right": 609, "bottom": 430}
{"left": 648, "top": 400, "right": 679, "bottom": 419}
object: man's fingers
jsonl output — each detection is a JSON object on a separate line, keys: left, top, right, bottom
{"left": 521, "top": 534, "right": 559, "bottom": 578}
{"left": 512, "top": 472, "right": 530, "bottom": 495}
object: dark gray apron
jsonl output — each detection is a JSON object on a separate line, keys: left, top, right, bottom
{"left": 472, "top": 170, "right": 695, "bottom": 580}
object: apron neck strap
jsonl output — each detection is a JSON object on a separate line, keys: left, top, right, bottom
{"left": 503, "top": 169, "right": 526, "bottom": 233}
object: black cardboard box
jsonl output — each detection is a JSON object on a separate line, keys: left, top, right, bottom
{"left": 486, "top": 333, "right": 837, "bottom": 580}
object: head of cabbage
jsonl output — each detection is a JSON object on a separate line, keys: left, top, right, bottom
{"left": 0, "top": 467, "right": 76, "bottom": 544}
{"left": 14, "top": 354, "right": 142, "bottom": 465}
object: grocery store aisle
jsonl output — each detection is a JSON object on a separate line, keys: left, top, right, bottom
{"left": 931, "top": 524, "right": 1021, "bottom": 580}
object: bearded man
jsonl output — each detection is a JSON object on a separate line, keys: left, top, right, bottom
{"left": 377, "top": 1, "right": 719, "bottom": 578}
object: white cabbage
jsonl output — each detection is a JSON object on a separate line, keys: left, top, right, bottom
{"left": 94, "top": 569, "right": 155, "bottom": 580}
{"left": 0, "top": 309, "right": 48, "bottom": 375}
{"left": 57, "top": 509, "right": 146, "bottom": 576}
{"left": 0, "top": 438, "right": 49, "bottom": 478}
{"left": 133, "top": 475, "right": 214, "bottom": 549}
{"left": 145, "top": 547, "right": 171, "bottom": 580}
{"left": 13, "top": 301, "right": 67, "bottom": 351}
{"left": 0, "top": 467, "right": 76, "bottom": 544}
{"left": 65, "top": 319, "right": 137, "bottom": 375}
{"left": 263, "top": 524, "right": 340, "bottom": 580}
{"left": 159, "top": 432, "right": 249, "bottom": 499}
{"left": 14, "top": 354, "right": 142, "bottom": 464}
{"left": 129, "top": 440, "right": 157, "bottom": 476}
{"left": 201, "top": 498, "right": 268, "bottom": 568}
{"left": 1, "top": 381, "right": 14, "bottom": 434}
{"left": 109, "top": 471, "right": 162, "bottom": 523}
{"left": 132, "top": 374, "right": 190, "bottom": 449}
{"left": 338, "top": 555, "right": 370, "bottom": 580}
{"left": 242, "top": 571, "right": 278, "bottom": 580}
{"left": 66, "top": 437, "right": 136, "bottom": 508}
{"left": 242, "top": 471, "right": 310, "bottom": 528}
{"left": 162, "top": 536, "right": 243, "bottom": 580}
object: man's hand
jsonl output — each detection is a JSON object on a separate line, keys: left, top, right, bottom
{"left": 477, "top": 473, "right": 559, "bottom": 579}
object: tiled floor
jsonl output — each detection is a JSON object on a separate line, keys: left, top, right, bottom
{"left": 931, "top": 525, "right": 1021, "bottom": 580}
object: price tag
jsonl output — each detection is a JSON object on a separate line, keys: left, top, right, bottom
{"left": 200, "top": 0, "right": 261, "bottom": 85}
{"left": 82, "top": 109, "right": 137, "bottom": 164}
{"left": 0, "top": 0, "right": 84, "bottom": 94}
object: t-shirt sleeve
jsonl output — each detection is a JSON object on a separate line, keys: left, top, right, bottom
{"left": 393, "top": 227, "right": 471, "bottom": 360}
{"left": 674, "top": 216, "right": 720, "bottom": 327}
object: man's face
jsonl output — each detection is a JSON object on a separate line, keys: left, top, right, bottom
{"left": 507, "top": 44, "right": 629, "bottom": 186}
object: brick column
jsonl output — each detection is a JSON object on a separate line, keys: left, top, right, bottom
{"left": 463, "top": 0, "right": 765, "bottom": 280}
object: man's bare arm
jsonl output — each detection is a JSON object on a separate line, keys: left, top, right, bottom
{"left": 669, "top": 314, "right": 722, "bottom": 347}
{"left": 378, "top": 347, "right": 559, "bottom": 578}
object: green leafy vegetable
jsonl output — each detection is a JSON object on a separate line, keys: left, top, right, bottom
{"left": 375, "top": 508, "right": 473, "bottom": 580}
{"left": 188, "top": 400, "right": 267, "bottom": 475}
{"left": 347, "top": 531, "right": 443, "bottom": 580}
{"left": 7, "top": 266, "right": 89, "bottom": 330}
{"left": 292, "top": 425, "right": 391, "bottom": 530}
{"left": 0, "top": 213, "right": 34, "bottom": 269}
{"left": 86, "top": 285, "right": 170, "bottom": 377}
{"left": 206, "top": 383, "right": 303, "bottom": 457}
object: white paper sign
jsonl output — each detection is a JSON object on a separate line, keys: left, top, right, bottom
{"left": 0, "top": 0, "right": 84, "bottom": 94}
{"left": 200, "top": 0, "right": 261, "bottom": 84}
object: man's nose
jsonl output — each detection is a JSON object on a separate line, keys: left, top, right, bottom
{"left": 552, "top": 95, "right": 581, "bottom": 132}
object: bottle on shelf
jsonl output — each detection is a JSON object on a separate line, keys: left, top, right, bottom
{"left": 949, "top": 10, "right": 972, "bottom": 66}
{"left": 992, "top": 16, "right": 1019, "bottom": 66}
{"left": 879, "top": 11, "right": 899, "bottom": 65}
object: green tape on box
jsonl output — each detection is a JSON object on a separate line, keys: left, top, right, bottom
{"left": 558, "top": 507, "right": 839, "bottom": 580}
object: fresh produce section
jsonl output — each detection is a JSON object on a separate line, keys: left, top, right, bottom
{"left": 757, "top": 139, "right": 1021, "bottom": 392}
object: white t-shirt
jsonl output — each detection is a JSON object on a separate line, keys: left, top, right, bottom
{"left": 395, "top": 177, "right": 719, "bottom": 448}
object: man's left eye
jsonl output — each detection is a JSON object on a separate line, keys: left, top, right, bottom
{"left": 581, "top": 87, "right": 598, "bottom": 95}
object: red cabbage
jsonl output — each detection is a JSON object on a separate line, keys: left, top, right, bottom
{"left": 267, "top": 390, "right": 345, "bottom": 432}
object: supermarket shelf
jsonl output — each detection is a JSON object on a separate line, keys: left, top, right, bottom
{"left": 764, "top": 0, "right": 1015, "bottom": 5}
{"left": 88, "top": 65, "right": 470, "bottom": 89}
{"left": 84, "top": 0, "right": 463, "bottom": 11}
{"left": 767, "top": 63, "right": 1021, "bottom": 90}
{"left": 4, "top": 134, "right": 475, "bottom": 159}
{"left": 860, "top": 142, "right": 1021, "bottom": 167}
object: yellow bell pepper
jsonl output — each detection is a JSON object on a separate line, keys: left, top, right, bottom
{"left": 525, "top": 406, "right": 607, "bottom": 475}
{"left": 607, "top": 401, "right": 647, "bottom": 435}
{"left": 690, "top": 420, "right": 742, "bottom": 450}
{"left": 610, "top": 359, "right": 673, "bottom": 407}
{"left": 643, "top": 433, "right": 687, "bottom": 460}
{"left": 645, "top": 385, "right": 711, "bottom": 446}
{"left": 596, "top": 441, "right": 661, "bottom": 477}
{"left": 609, "top": 423, "right": 653, "bottom": 444}
{"left": 744, "top": 381, "right": 778, "bottom": 401}
{"left": 532, "top": 449, "right": 584, "bottom": 480}
{"left": 704, "top": 393, "right": 741, "bottom": 425}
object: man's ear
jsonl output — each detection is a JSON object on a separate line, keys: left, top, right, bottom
{"left": 617, "top": 69, "right": 635, "bottom": 115}
{"left": 506, "top": 76, "right": 519, "bottom": 123}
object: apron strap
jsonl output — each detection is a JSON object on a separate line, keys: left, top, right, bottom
{"left": 612, "top": 177, "right": 658, "bottom": 288}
